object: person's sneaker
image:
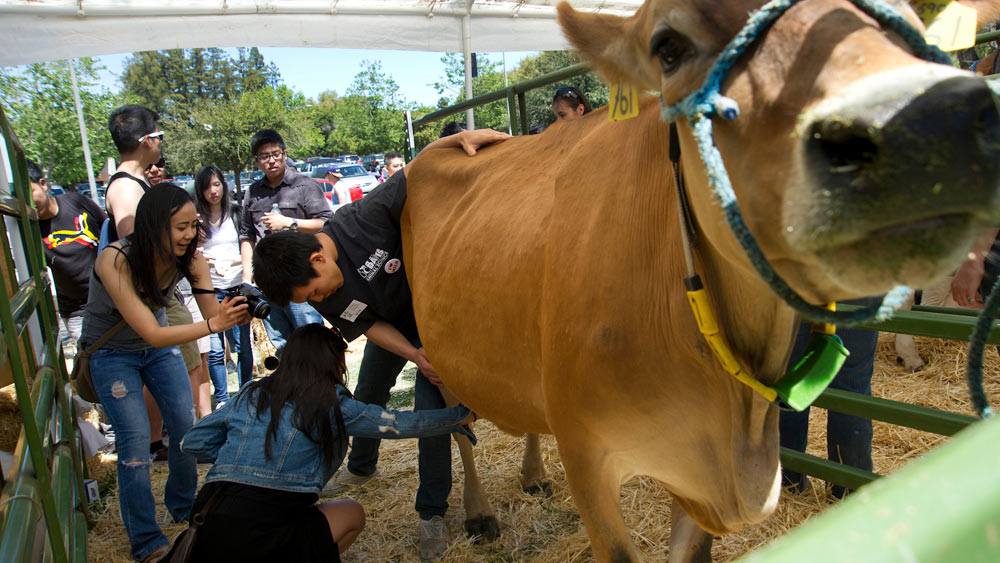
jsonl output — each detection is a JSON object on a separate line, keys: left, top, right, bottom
{"left": 226, "top": 359, "right": 237, "bottom": 373}
{"left": 323, "top": 468, "right": 378, "bottom": 494}
{"left": 418, "top": 516, "right": 450, "bottom": 561}
{"left": 152, "top": 446, "right": 168, "bottom": 462}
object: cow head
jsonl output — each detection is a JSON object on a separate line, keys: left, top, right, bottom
{"left": 559, "top": 0, "right": 1000, "bottom": 304}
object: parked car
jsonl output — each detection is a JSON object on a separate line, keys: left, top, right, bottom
{"left": 339, "top": 154, "right": 363, "bottom": 166}
{"left": 312, "top": 164, "right": 379, "bottom": 199}
{"left": 362, "top": 154, "right": 385, "bottom": 172}
{"left": 48, "top": 184, "right": 65, "bottom": 196}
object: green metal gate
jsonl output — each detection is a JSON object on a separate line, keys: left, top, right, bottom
{"left": 0, "top": 103, "right": 89, "bottom": 562}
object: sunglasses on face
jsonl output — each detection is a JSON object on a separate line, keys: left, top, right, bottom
{"left": 553, "top": 87, "right": 580, "bottom": 102}
{"left": 146, "top": 157, "right": 166, "bottom": 172}
{"left": 137, "top": 130, "right": 165, "bottom": 143}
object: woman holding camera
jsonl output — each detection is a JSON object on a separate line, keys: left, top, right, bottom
{"left": 80, "top": 184, "right": 249, "bottom": 562}
{"left": 195, "top": 165, "right": 255, "bottom": 403}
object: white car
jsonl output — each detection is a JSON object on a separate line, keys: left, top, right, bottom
{"left": 314, "top": 164, "right": 380, "bottom": 195}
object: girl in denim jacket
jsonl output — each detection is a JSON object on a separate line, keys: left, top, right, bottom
{"left": 180, "top": 323, "right": 475, "bottom": 561}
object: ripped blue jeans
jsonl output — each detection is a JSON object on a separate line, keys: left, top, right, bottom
{"left": 89, "top": 345, "right": 197, "bottom": 561}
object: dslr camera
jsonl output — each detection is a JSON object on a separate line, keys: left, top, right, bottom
{"left": 225, "top": 283, "right": 271, "bottom": 319}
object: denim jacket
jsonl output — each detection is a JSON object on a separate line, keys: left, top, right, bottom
{"left": 180, "top": 383, "right": 475, "bottom": 493}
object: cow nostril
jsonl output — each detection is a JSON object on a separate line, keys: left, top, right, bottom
{"left": 812, "top": 128, "right": 878, "bottom": 171}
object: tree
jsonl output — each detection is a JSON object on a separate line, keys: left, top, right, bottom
{"left": 0, "top": 59, "right": 119, "bottom": 187}
{"left": 163, "top": 87, "right": 294, "bottom": 189}
{"left": 434, "top": 53, "right": 510, "bottom": 132}
{"left": 121, "top": 48, "right": 282, "bottom": 119}
{"left": 325, "top": 60, "right": 408, "bottom": 155}
{"left": 511, "top": 51, "right": 609, "bottom": 129}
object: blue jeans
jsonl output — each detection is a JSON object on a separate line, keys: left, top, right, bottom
{"left": 89, "top": 345, "right": 197, "bottom": 561}
{"left": 208, "top": 289, "right": 253, "bottom": 402}
{"left": 779, "top": 297, "right": 880, "bottom": 497}
{"left": 261, "top": 301, "right": 323, "bottom": 356}
{"left": 347, "top": 340, "right": 451, "bottom": 520}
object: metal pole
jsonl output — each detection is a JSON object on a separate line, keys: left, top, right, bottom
{"left": 68, "top": 60, "right": 98, "bottom": 202}
{"left": 405, "top": 110, "right": 415, "bottom": 161}
{"left": 503, "top": 52, "right": 512, "bottom": 135}
{"left": 462, "top": 3, "right": 475, "bottom": 129}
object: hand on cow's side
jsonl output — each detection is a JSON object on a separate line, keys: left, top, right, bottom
{"left": 414, "top": 347, "right": 443, "bottom": 386}
{"left": 456, "top": 129, "right": 511, "bottom": 156}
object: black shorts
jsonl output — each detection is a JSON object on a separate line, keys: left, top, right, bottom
{"left": 190, "top": 481, "right": 339, "bottom": 563}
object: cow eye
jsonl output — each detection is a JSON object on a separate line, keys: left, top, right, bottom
{"left": 650, "top": 29, "right": 692, "bottom": 74}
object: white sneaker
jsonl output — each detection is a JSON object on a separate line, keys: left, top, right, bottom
{"left": 323, "top": 468, "right": 379, "bottom": 494}
{"left": 418, "top": 516, "right": 450, "bottom": 561}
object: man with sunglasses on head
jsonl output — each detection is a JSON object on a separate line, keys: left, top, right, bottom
{"left": 105, "top": 104, "right": 163, "bottom": 243}
{"left": 239, "top": 129, "right": 331, "bottom": 355}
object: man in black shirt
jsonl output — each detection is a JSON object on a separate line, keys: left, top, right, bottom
{"left": 28, "top": 160, "right": 106, "bottom": 348}
{"left": 239, "top": 129, "right": 331, "bottom": 355}
{"left": 252, "top": 128, "right": 508, "bottom": 561}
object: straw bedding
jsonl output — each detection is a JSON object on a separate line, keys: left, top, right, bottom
{"left": 84, "top": 333, "right": 998, "bottom": 562}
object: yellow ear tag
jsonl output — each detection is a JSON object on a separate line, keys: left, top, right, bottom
{"left": 911, "top": 0, "right": 977, "bottom": 51}
{"left": 609, "top": 79, "right": 640, "bottom": 122}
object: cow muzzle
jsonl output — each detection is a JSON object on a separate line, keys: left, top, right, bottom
{"left": 787, "top": 64, "right": 1000, "bottom": 292}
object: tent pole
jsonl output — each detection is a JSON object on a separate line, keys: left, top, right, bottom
{"left": 68, "top": 60, "right": 98, "bottom": 202}
{"left": 462, "top": 2, "right": 475, "bottom": 129}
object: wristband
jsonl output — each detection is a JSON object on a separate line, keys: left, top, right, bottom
{"left": 206, "top": 318, "right": 214, "bottom": 333}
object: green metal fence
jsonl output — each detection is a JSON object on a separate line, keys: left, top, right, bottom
{"left": 0, "top": 103, "right": 89, "bottom": 561}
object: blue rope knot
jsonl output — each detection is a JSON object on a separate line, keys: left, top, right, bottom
{"left": 660, "top": 0, "right": 994, "bottom": 417}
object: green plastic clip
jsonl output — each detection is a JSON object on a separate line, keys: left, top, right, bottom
{"left": 773, "top": 332, "right": 849, "bottom": 412}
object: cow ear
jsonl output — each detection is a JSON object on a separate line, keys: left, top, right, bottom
{"left": 953, "top": 1, "right": 1000, "bottom": 26}
{"left": 557, "top": 2, "right": 661, "bottom": 91}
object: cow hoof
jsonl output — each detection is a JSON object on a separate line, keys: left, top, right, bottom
{"left": 464, "top": 515, "right": 501, "bottom": 542}
{"left": 523, "top": 480, "right": 553, "bottom": 498}
{"left": 895, "top": 355, "right": 925, "bottom": 373}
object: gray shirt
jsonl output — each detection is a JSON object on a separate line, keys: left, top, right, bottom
{"left": 239, "top": 167, "right": 332, "bottom": 244}
{"left": 80, "top": 244, "right": 181, "bottom": 351}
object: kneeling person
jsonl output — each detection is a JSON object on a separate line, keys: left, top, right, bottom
{"left": 252, "top": 128, "right": 507, "bottom": 561}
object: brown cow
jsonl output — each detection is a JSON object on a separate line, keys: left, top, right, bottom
{"left": 403, "top": 1, "right": 1000, "bottom": 560}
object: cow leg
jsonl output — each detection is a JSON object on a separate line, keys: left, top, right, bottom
{"left": 668, "top": 498, "right": 713, "bottom": 563}
{"left": 438, "top": 387, "right": 500, "bottom": 541}
{"left": 557, "top": 439, "right": 638, "bottom": 562}
{"left": 893, "top": 289, "right": 925, "bottom": 372}
{"left": 519, "top": 433, "right": 552, "bottom": 497}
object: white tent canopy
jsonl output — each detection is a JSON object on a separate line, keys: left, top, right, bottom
{"left": 0, "top": 0, "right": 643, "bottom": 67}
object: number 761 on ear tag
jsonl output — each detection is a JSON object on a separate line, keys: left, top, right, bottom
{"left": 609, "top": 80, "right": 639, "bottom": 122}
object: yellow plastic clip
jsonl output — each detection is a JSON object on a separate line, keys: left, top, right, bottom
{"left": 811, "top": 302, "right": 837, "bottom": 336}
{"left": 686, "top": 282, "right": 778, "bottom": 403}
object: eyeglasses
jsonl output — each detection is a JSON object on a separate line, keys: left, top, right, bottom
{"left": 137, "top": 130, "right": 164, "bottom": 143}
{"left": 145, "top": 157, "right": 166, "bottom": 172}
{"left": 255, "top": 150, "right": 285, "bottom": 163}
{"left": 553, "top": 87, "right": 580, "bottom": 102}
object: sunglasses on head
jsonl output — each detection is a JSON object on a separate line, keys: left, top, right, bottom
{"left": 146, "top": 157, "right": 166, "bottom": 172}
{"left": 137, "top": 130, "right": 164, "bottom": 143}
{"left": 553, "top": 87, "right": 580, "bottom": 102}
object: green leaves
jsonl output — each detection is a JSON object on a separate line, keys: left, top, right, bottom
{"left": 0, "top": 58, "right": 119, "bottom": 188}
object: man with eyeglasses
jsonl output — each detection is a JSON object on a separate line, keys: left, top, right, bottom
{"left": 239, "top": 129, "right": 330, "bottom": 355}
{"left": 105, "top": 104, "right": 163, "bottom": 242}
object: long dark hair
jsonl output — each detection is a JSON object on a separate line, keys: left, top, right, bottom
{"left": 124, "top": 184, "right": 198, "bottom": 307}
{"left": 249, "top": 324, "right": 351, "bottom": 470}
{"left": 194, "top": 165, "right": 233, "bottom": 238}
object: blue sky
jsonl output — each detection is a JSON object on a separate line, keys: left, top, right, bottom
{"left": 93, "top": 47, "right": 537, "bottom": 107}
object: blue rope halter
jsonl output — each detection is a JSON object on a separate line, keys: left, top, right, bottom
{"left": 661, "top": 0, "right": 995, "bottom": 417}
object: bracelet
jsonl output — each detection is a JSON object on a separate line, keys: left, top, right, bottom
{"left": 206, "top": 318, "right": 214, "bottom": 334}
